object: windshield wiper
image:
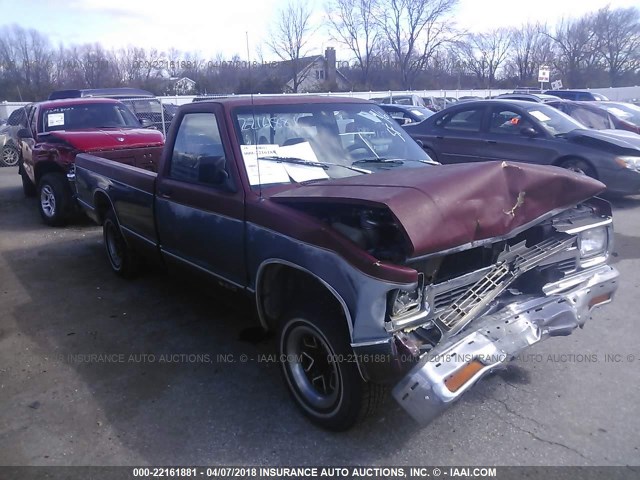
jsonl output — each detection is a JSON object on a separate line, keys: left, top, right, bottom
{"left": 352, "top": 157, "right": 404, "bottom": 164}
{"left": 259, "top": 156, "right": 371, "bottom": 174}
{"left": 352, "top": 158, "right": 438, "bottom": 165}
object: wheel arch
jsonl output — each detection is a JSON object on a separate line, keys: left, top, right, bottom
{"left": 553, "top": 155, "right": 598, "bottom": 179}
{"left": 34, "top": 160, "right": 65, "bottom": 185}
{"left": 93, "top": 189, "right": 117, "bottom": 225}
{"left": 255, "top": 260, "right": 353, "bottom": 339}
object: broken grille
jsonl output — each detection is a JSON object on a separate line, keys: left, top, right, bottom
{"left": 435, "top": 235, "right": 576, "bottom": 334}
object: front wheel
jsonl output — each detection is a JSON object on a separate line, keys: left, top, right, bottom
{"left": 1, "top": 145, "right": 20, "bottom": 167}
{"left": 103, "top": 209, "right": 139, "bottom": 278}
{"left": 278, "top": 306, "right": 385, "bottom": 431}
{"left": 38, "top": 173, "right": 72, "bottom": 226}
{"left": 559, "top": 158, "right": 596, "bottom": 179}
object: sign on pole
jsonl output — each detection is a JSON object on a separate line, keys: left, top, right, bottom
{"left": 551, "top": 79, "right": 563, "bottom": 90}
{"left": 538, "top": 66, "right": 550, "bottom": 83}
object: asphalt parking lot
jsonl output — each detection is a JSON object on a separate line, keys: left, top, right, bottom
{"left": 0, "top": 166, "right": 639, "bottom": 467}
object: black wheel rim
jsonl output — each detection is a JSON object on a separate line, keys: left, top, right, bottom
{"left": 284, "top": 322, "right": 341, "bottom": 411}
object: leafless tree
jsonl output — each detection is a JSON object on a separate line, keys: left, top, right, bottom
{"left": 459, "top": 28, "right": 511, "bottom": 87}
{"left": 545, "top": 15, "right": 599, "bottom": 88}
{"left": 267, "top": 1, "right": 315, "bottom": 92}
{"left": 326, "top": 0, "right": 379, "bottom": 87}
{"left": 594, "top": 6, "right": 640, "bottom": 87}
{"left": 376, "top": 0, "right": 458, "bottom": 89}
{"left": 508, "top": 23, "right": 552, "bottom": 84}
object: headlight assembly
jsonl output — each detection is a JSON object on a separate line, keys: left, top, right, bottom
{"left": 578, "top": 226, "right": 608, "bottom": 258}
{"left": 615, "top": 156, "right": 640, "bottom": 171}
{"left": 389, "top": 287, "right": 423, "bottom": 318}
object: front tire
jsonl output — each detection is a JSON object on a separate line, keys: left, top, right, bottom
{"left": 103, "top": 209, "right": 139, "bottom": 278}
{"left": 1, "top": 144, "right": 20, "bottom": 167}
{"left": 559, "top": 158, "right": 596, "bottom": 179}
{"left": 278, "top": 306, "right": 385, "bottom": 431}
{"left": 37, "top": 173, "right": 72, "bottom": 226}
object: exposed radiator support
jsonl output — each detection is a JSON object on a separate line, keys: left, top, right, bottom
{"left": 435, "top": 235, "right": 576, "bottom": 335}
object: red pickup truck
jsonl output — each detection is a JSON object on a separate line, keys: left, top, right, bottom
{"left": 73, "top": 96, "right": 619, "bottom": 431}
{"left": 17, "top": 97, "right": 164, "bottom": 225}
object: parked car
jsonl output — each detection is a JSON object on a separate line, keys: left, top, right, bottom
{"left": 591, "top": 102, "right": 640, "bottom": 135}
{"left": 74, "top": 95, "right": 617, "bottom": 431}
{"left": 370, "top": 94, "right": 426, "bottom": 107}
{"left": 546, "top": 99, "right": 634, "bottom": 133}
{"left": 378, "top": 104, "right": 435, "bottom": 125}
{"left": 544, "top": 90, "right": 608, "bottom": 101}
{"left": 496, "top": 93, "right": 560, "bottom": 103}
{"left": 457, "top": 95, "right": 483, "bottom": 102}
{"left": 0, "top": 105, "right": 34, "bottom": 167}
{"left": 48, "top": 88, "right": 173, "bottom": 133}
{"left": 402, "top": 99, "right": 640, "bottom": 195}
{"left": 17, "top": 97, "right": 165, "bottom": 225}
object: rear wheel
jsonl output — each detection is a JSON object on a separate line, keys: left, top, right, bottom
{"left": 559, "top": 158, "right": 596, "bottom": 179}
{"left": 103, "top": 209, "right": 139, "bottom": 278}
{"left": 38, "top": 173, "right": 72, "bottom": 226}
{"left": 1, "top": 145, "right": 20, "bottom": 167}
{"left": 278, "top": 305, "right": 386, "bottom": 431}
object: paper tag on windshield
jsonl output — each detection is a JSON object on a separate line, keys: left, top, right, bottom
{"left": 283, "top": 163, "right": 329, "bottom": 182}
{"left": 277, "top": 142, "right": 318, "bottom": 163}
{"left": 47, "top": 113, "right": 65, "bottom": 127}
{"left": 529, "top": 110, "right": 550, "bottom": 122}
{"left": 240, "top": 145, "right": 289, "bottom": 185}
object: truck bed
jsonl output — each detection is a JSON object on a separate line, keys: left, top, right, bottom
{"left": 75, "top": 153, "right": 159, "bottom": 247}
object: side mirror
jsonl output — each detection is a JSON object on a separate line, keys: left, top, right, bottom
{"left": 17, "top": 128, "right": 33, "bottom": 139}
{"left": 198, "top": 155, "right": 229, "bottom": 185}
{"left": 140, "top": 118, "right": 154, "bottom": 128}
{"left": 521, "top": 127, "right": 537, "bottom": 137}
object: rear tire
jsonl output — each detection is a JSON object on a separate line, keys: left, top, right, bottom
{"left": 103, "top": 209, "right": 139, "bottom": 278}
{"left": 278, "top": 304, "right": 386, "bottom": 431}
{"left": 37, "top": 173, "right": 72, "bottom": 226}
{"left": 559, "top": 158, "right": 596, "bottom": 179}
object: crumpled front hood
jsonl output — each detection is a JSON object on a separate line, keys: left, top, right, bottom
{"left": 46, "top": 128, "right": 164, "bottom": 152}
{"left": 271, "top": 161, "right": 605, "bottom": 257}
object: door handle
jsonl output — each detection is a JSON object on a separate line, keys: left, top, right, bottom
{"left": 486, "top": 140, "right": 497, "bottom": 144}
{"left": 158, "top": 189, "right": 173, "bottom": 199}
{"left": 436, "top": 135, "right": 444, "bottom": 140}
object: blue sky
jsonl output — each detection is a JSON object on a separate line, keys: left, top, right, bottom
{"left": 2, "top": 0, "right": 639, "bottom": 60}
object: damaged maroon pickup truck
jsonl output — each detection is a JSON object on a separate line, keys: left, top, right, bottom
{"left": 73, "top": 96, "right": 619, "bottom": 431}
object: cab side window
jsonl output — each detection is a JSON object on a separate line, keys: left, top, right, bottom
{"left": 169, "top": 113, "right": 229, "bottom": 187}
{"left": 436, "top": 108, "right": 484, "bottom": 132}
{"left": 489, "top": 109, "right": 534, "bottom": 134}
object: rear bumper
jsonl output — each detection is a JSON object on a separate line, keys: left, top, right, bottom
{"left": 392, "top": 264, "right": 619, "bottom": 424}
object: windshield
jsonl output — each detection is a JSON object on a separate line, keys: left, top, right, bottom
{"left": 524, "top": 104, "right": 585, "bottom": 135}
{"left": 233, "top": 103, "right": 433, "bottom": 187}
{"left": 42, "top": 103, "right": 141, "bottom": 132}
{"left": 601, "top": 103, "right": 640, "bottom": 126}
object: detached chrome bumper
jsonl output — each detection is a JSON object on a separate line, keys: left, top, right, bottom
{"left": 392, "top": 264, "right": 619, "bottom": 424}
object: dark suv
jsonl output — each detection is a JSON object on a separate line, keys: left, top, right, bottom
{"left": 544, "top": 90, "right": 608, "bottom": 101}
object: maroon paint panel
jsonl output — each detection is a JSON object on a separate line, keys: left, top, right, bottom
{"left": 48, "top": 129, "right": 164, "bottom": 151}
{"left": 75, "top": 153, "right": 157, "bottom": 193}
{"left": 271, "top": 161, "right": 605, "bottom": 257}
{"left": 246, "top": 197, "right": 419, "bottom": 285}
